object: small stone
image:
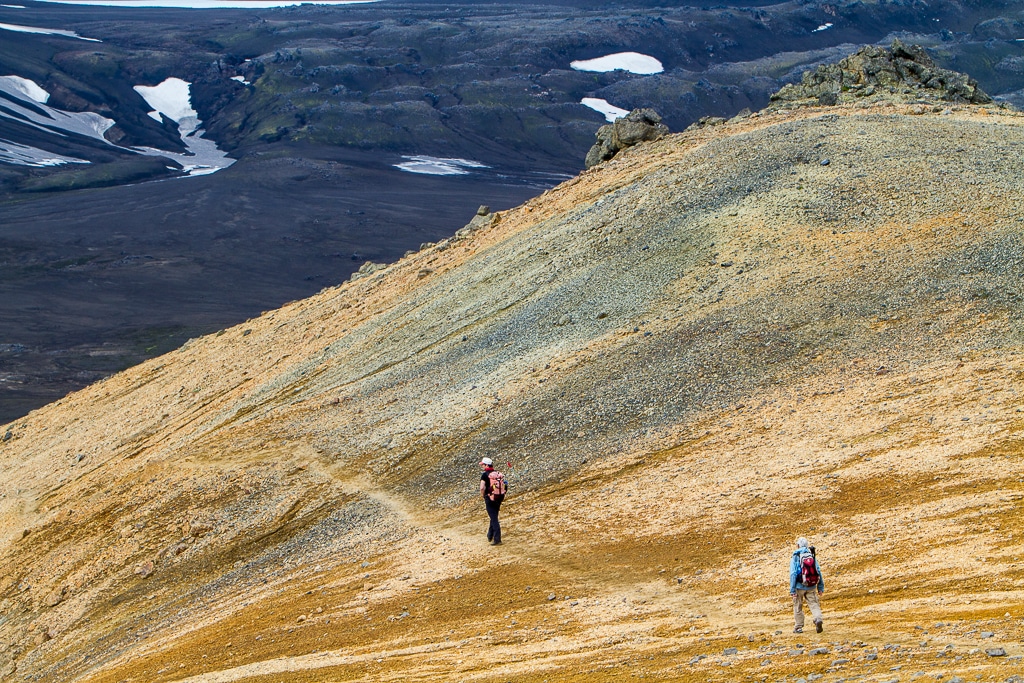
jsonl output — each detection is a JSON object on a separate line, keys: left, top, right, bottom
{"left": 44, "top": 587, "right": 68, "bottom": 607}
{"left": 808, "top": 676, "right": 822, "bottom": 682}
{"left": 547, "top": 593, "right": 556, "bottom": 601}
{"left": 808, "top": 647, "right": 830, "bottom": 655}
{"left": 980, "top": 631, "right": 994, "bottom": 638}
{"left": 476, "top": 205, "right": 490, "bottom": 216}
{"left": 689, "top": 654, "right": 707, "bottom": 665}
{"left": 949, "top": 677, "right": 964, "bottom": 683}
{"left": 820, "top": 159, "right": 831, "bottom": 166}
{"left": 296, "top": 615, "right": 306, "bottom": 623}
{"left": 723, "top": 647, "right": 738, "bottom": 655}
{"left": 720, "top": 261, "right": 733, "bottom": 267}
{"left": 832, "top": 658, "right": 850, "bottom": 666}
{"left": 986, "top": 648, "right": 1007, "bottom": 657}
{"left": 865, "top": 653, "right": 878, "bottom": 661}
{"left": 361, "top": 562, "right": 370, "bottom": 568}
{"left": 134, "top": 561, "right": 154, "bottom": 578}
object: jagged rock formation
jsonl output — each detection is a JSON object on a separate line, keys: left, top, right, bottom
{"left": 2, "top": 83, "right": 1024, "bottom": 681}
{"left": 584, "top": 108, "right": 670, "bottom": 168}
{"left": 771, "top": 39, "right": 993, "bottom": 107}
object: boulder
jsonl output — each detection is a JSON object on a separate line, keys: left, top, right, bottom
{"left": 770, "top": 39, "right": 992, "bottom": 107}
{"left": 585, "top": 108, "right": 670, "bottom": 168}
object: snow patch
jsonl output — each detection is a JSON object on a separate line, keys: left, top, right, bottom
{"left": 0, "top": 77, "right": 115, "bottom": 142}
{"left": 394, "top": 156, "right": 488, "bottom": 176}
{"left": 0, "top": 21, "right": 100, "bottom": 41}
{"left": 812, "top": 23, "right": 834, "bottom": 32}
{"left": 133, "top": 78, "right": 234, "bottom": 176}
{"left": 37, "top": 0, "right": 377, "bottom": 7}
{"left": 231, "top": 75, "right": 251, "bottom": 86}
{"left": 581, "top": 97, "right": 628, "bottom": 122}
{"left": 0, "top": 75, "right": 49, "bottom": 103}
{"left": 571, "top": 52, "right": 663, "bottom": 75}
{"left": 134, "top": 78, "right": 197, "bottom": 126}
{"left": 1, "top": 5, "right": 27, "bottom": 8}
{"left": 0, "top": 140, "right": 89, "bottom": 167}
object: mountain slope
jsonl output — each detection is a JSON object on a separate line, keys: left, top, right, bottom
{"left": 2, "top": 99, "right": 1024, "bottom": 682}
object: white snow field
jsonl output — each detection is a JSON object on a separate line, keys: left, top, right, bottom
{"left": 0, "top": 73, "right": 233, "bottom": 175}
{"left": 37, "top": 0, "right": 377, "bottom": 7}
{"left": 812, "top": 23, "right": 834, "bottom": 32}
{"left": 0, "top": 76, "right": 116, "bottom": 143}
{"left": 0, "top": 75, "right": 49, "bottom": 103}
{"left": 135, "top": 78, "right": 197, "bottom": 124}
{"left": 0, "top": 140, "right": 89, "bottom": 167}
{"left": 570, "top": 52, "right": 663, "bottom": 75}
{"left": 133, "top": 78, "right": 235, "bottom": 175}
{"left": 394, "top": 156, "right": 488, "bottom": 175}
{"left": 231, "top": 75, "right": 251, "bottom": 85}
{"left": 0, "top": 21, "right": 101, "bottom": 41}
{"left": 581, "top": 97, "right": 629, "bottom": 122}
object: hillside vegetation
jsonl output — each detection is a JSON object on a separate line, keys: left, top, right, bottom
{"left": 1, "top": 97, "right": 1024, "bottom": 682}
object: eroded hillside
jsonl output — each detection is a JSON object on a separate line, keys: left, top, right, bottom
{"left": 1, "top": 98, "right": 1023, "bottom": 682}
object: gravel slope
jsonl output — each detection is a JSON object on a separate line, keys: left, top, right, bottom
{"left": 1, "top": 100, "right": 1023, "bottom": 682}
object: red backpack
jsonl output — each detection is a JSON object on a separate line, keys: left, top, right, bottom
{"left": 487, "top": 471, "right": 507, "bottom": 500}
{"left": 799, "top": 553, "right": 819, "bottom": 586}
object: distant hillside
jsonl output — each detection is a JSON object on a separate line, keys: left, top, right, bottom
{"left": 1, "top": 96, "right": 1024, "bottom": 681}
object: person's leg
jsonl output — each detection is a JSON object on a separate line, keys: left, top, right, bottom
{"left": 485, "top": 498, "right": 501, "bottom": 543}
{"left": 485, "top": 499, "right": 494, "bottom": 540}
{"left": 806, "top": 590, "right": 823, "bottom": 630}
{"left": 793, "top": 591, "right": 806, "bottom": 631}
{"left": 489, "top": 498, "right": 502, "bottom": 543}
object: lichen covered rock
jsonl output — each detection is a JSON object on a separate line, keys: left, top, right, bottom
{"left": 770, "top": 39, "right": 992, "bottom": 107}
{"left": 585, "top": 108, "right": 670, "bottom": 168}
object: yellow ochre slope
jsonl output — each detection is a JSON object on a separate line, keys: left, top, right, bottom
{"left": 1, "top": 100, "right": 1023, "bottom": 683}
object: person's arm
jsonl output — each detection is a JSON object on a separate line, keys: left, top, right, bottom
{"left": 480, "top": 476, "right": 488, "bottom": 497}
{"left": 816, "top": 559, "right": 824, "bottom": 593}
{"left": 789, "top": 555, "right": 798, "bottom": 595}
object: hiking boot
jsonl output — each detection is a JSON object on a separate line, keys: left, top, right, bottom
{"left": 815, "top": 621, "right": 823, "bottom": 633}
{"left": 793, "top": 626, "right": 803, "bottom": 634}
{"left": 490, "top": 540, "right": 502, "bottom": 546}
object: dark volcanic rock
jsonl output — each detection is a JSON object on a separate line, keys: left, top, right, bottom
{"left": 585, "top": 108, "right": 669, "bottom": 168}
{"left": 770, "top": 40, "right": 993, "bottom": 107}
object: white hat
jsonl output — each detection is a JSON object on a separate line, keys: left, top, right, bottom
{"left": 479, "top": 457, "right": 493, "bottom": 466}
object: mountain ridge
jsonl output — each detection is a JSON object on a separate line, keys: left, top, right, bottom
{"left": 2, "top": 96, "right": 1024, "bottom": 681}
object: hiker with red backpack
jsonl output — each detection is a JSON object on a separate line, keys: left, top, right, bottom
{"left": 789, "top": 537, "right": 824, "bottom": 633}
{"left": 479, "top": 457, "right": 507, "bottom": 545}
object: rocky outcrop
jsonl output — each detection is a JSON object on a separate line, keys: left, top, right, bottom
{"left": 584, "top": 108, "right": 670, "bottom": 168}
{"left": 771, "top": 39, "right": 992, "bottom": 107}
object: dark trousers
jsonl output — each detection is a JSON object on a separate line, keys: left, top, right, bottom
{"left": 484, "top": 496, "right": 503, "bottom": 542}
